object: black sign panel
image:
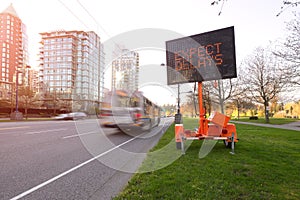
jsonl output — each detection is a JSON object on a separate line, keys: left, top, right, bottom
{"left": 166, "top": 26, "right": 237, "bottom": 85}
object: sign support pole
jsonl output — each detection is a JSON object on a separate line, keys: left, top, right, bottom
{"left": 198, "top": 82, "right": 208, "bottom": 136}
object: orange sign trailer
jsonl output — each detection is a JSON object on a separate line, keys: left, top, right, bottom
{"left": 175, "top": 82, "right": 239, "bottom": 154}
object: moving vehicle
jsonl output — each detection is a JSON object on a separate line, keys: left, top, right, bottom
{"left": 99, "top": 90, "right": 161, "bottom": 133}
{"left": 53, "top": 112, "right": 87, "bottom": 120}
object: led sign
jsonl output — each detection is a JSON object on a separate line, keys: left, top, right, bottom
{"left": 166, "top": 26, "right": 237, "bottom": 85}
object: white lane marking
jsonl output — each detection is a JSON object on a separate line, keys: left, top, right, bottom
{"left": 62, "top": 130, "right": 98, "bottom": 139}
{"left": 9, "top": 134, "right": 141, "bottom": 200}
{"left": 24, "top": 128, "right": 68, "bottom": 135}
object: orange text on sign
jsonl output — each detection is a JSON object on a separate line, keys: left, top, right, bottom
{"left": 174, "top": 42, "right": 223, "bottom": 71}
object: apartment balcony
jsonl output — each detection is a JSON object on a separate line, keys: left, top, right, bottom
{"left": 81, "top": 36, "right": 88, "bottom": 40}
{"left": 18, "top": 50, "right": 23, "bottom": 55}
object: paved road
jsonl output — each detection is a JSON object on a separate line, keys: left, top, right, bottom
{"left": 231, "top": 120, "right": 300, "bottom": 131}
{"left": 0, "top": 118, "right": 173, "bottom": 200}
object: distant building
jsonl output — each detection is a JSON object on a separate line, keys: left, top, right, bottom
{"left": 38, "top": 30, "right": 104, "bottom": 112}
{"left": 111, "top": 48, "right": 139, "bottom": 92}
{"left": 28, "top": 68, "right": 39, "bottom": 93}
{"left": 0, "top": 4, "right": 29, "bottom": 106}
{"left": 0, "top": 80, "right": 12, "bottom": 104}
{"left": 100, "top": 43, "right": 105, "bottom": 102}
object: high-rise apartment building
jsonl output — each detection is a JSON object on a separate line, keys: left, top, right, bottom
{"left": 99, "top": 43, "right": 105, "bottom": 103}
{"left": 39, "top": 30, "right": 104, "bottom": 112}
{"left": 28, "top": 68, "right": 39, "bottom": 93}
{"left": 111, "top": 48, "right": 139, "bottom": 92}
{"left": 0, "top": 4, "right": 29, "bottom": 101}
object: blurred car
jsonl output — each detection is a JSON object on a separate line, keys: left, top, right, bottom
{"left": 53, "top": 114, "right": 70, "bottom": 120}
{"left": 53, "top": 112, "right": 87, "bottom": 120}
{"left": 69, "top": 112, "right": 87, "bottom": 120}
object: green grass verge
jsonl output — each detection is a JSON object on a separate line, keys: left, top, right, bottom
{"left": 232, "top": 117, "right": 299, "bottom": 125}
{"left": 114, "top": 118, "right": 300, "bottom": 200}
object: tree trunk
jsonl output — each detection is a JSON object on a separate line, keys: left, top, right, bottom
{"left": 25, "top": 107, "right": 28, "bottom": 120}
{"left": 237, "top": 101, "right": 240, "bottom": 120}
{"left": 264, "top": 102, "right": 270, "bottom": 123}
{"left": 218, "top": 80, "right": 225, "bottom": 114}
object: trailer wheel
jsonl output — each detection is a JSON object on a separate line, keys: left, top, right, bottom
{"left": 224, "top": 140, "right": 233, "bottom": 148}
{"left": 176, "top": 142, "right": 181, "bottom": 149}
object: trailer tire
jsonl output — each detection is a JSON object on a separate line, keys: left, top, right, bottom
{"left": 176, "top": 142, "right": 181, "bottom": 149}
{"left": 224, "top": 140, "right": 233, "bottom": 148}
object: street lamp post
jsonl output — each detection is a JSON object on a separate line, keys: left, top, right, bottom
{"left": 177, "top": 84, "right": 180, "bottom": 114}
{"left": 160, "top": 63, "right": 183, "bottom": 123}
{"left": 175, "top": 84, "right": 182, "bottom": 124}
{"left": 15, "top": 70, "right": 19, "bottom": 112}
{"left": 10, "top": 70, "right": 23, "bottom": 120}
{"left": 175, "top": 86, "right": 195, "bottom": 123}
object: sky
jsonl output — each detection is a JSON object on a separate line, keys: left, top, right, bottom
{"left": 1, "top": 0, "right": 298, "bottom": 105}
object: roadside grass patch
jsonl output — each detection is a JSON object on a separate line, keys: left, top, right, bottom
{"left": 115, "top": 118, "right": 300, "bottom": 200}
{"left": 232, "top": 117, "right": 299, "bottom": 125}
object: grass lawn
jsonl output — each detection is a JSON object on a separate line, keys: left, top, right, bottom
{"left": 231, "top": 117, "right": 299, "bottom": 125}
{"left": 114, "top": 118, "right": 300, "bottom": 200}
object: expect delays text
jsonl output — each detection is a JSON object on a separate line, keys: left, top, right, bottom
{"left": 174, "top": 42, "right": 223, "bottom": 71}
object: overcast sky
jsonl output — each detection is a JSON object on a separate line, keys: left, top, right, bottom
{"left": 1, "top": 0, "right": 296, "bottom": 64}
{"left": 1, "top": 0, "right": 298, "bottom": 105}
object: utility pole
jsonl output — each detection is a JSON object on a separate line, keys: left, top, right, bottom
{"left": 177, "top": 84, "right": 180, "bottom": 114}
{"left": 10, "top": 70, "right": 23, "bottom": 120}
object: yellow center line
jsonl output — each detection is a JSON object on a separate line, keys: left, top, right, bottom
{"left": 0, "top": 126, "right": 30, "bottom": 131}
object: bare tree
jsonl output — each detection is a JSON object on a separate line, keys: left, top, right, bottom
{"left": 210, "top": 0, "right": 300, "bottom": 17}
{"left": 274, "top": 13, "right": 300, "bottom": 87}
{"left": 203, "top": 78, "right": 235, "bottom": 114}
{"left": 210, "top": 0, "right": 228, "bottom": 16}
{"left": 211, "top": 0, "right": 300, "bottom": 16}
{"left": 181, "top": 92, "right": 198, "bottom": 117}
{"left": 242, "top": 47, "right": 292, "bottom": 123}
{"left": 18, "top": 86, "right": 42, "bottom": 119}
{"left": 276, "top": 1, "right": 300, "bottom": 17}
{"left": 228, "top": 69, "right": 251, "bottom": 119}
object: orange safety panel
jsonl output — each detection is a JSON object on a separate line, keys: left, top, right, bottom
{"left": 175, "top": 124, "right": 184, "bottom": 142}
{"left": 208, "top": 124, "right": 222, "bottom": 136}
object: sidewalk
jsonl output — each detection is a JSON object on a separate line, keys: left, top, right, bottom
{"left": 0, "top": 117, "right": 52, "bottom": 121}
{"left": 231, "top": 120, "right": 300, "bottom": 132}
